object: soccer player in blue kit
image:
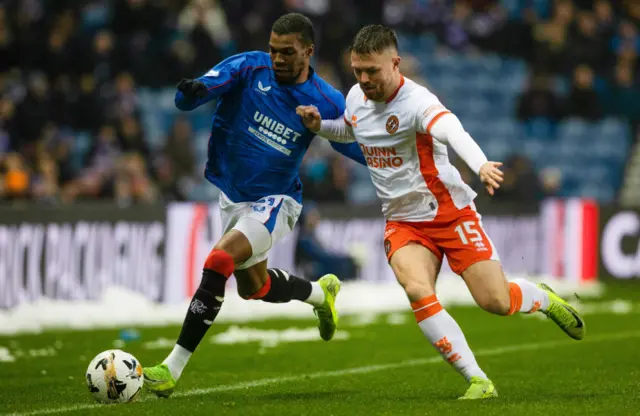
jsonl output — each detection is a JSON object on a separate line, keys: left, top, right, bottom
{"left": 143, "top": 13, "right": 366, "bottom": 397}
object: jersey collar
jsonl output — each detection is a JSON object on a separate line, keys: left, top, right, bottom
{"left": 385, "top": 75, "right": 405, "bottom": 104}
{"left": 270, "top": 65, "right": 316, "bottom": 89}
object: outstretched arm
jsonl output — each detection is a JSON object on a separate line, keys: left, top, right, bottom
{"left": 429, "top": 112, "right": 504, "bottom": 195}
{"left": 296, "top": 105, "right": 366, "bottom": 166}
{"left": 296, "top": 106, "right": 355, "bottom": 143}
{"left": 175, "top": 54, "right": 249, "bottom": 111}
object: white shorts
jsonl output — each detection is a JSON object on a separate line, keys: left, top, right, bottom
{"left": 219, "top": 192, "right": 302, "bottom": 270}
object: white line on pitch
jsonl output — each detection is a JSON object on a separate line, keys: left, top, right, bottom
{"left": 6, "top": 330, "right": 640, "bottom": 416}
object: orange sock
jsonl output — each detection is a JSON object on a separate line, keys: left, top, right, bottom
{"left": 508, "top": 279, "right": 550, "bottom": 314}
{"left": 508, "top": 282, "right": 523, "bottom": 315}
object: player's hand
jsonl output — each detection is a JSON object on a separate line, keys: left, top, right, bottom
{"left": 296, "top": 105, "right": 322, "bottom": 132}
{"left": 177, "top": 78, "right": 208, "bottom": 99}
{"left": 479, "top": 161, "right": 504, "bottom": 196}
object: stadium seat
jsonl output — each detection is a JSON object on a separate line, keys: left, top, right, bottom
{"left": 418, "top": 34, "right": 438, "bottom": 53}
{"left": 558, "top": 118, "right": 591, "bottom": 138}
{"left": 597, "top": 118, "right": 631, "bottom": 139}
{"left": 493, "top": 118, "right": 522, "bottom": 138}
{"left": 348, "top": 165, "right": 379, "bottom": 205}
{"left": 524, "top": 118, "right": 556, "bottom": 139}
{"left": 521, "top": 138, "right": 547, "bottom": 160}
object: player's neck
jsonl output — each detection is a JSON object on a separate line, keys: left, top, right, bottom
{"left": 380, "top": 74, "right": 403, "bottom": 103}
{"left": 294, "top": 65, "right": 311, "bottom": 84}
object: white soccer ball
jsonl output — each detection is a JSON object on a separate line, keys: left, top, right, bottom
{"left": 85, "top": 349, "right": 144, "bottom": 404}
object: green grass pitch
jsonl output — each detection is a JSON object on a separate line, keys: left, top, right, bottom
{"left": 1, "top": 280, "right": 639, "bottom": 416}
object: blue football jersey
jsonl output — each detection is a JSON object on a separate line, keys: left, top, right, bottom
{"left": 175, "top": 51, "right": 365, "bottom": 203}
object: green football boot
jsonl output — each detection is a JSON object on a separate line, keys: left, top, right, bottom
{"left": 458, "top": 377, "right": 498, "bottom": 400}
{"left": 538, "top": 283, "right": 586, "bottom": 340}
{"left": 143, "top": 363, "right": 176, "bottom": 398}
{"left": 313, "top": 274, "right": 342, "bottom": 341}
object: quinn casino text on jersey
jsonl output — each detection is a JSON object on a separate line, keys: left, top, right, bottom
{"left": 359, "top": 144, "right": 404, "bottom": 168}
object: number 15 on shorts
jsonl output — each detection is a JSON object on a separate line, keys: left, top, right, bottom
{"left": 455, "top": 221, "right": 489, "bottom": 252}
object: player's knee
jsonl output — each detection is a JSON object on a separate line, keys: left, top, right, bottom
{"left": 213, "top": 230, "right": 253, "bottom": 264}
{"left": 477, "top": 288, "right": 511, "bottom": 316}
{"left": 400, "top": 280, "right": 435, "bottom": 302}
{"left": 203, "top": 249, "right": 235, "bottom": 277}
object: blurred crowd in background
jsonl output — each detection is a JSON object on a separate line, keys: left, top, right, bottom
{"left": 0, "top": 0, "right": 639, "bottom": 206}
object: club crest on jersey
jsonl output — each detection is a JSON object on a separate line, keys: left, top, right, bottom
{"left": 386, "top": 115, "right": 399, "bottom": 134}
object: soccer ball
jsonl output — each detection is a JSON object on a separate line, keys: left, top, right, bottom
{"left": 85, "top": 349, "right": 144, "bottom": 404}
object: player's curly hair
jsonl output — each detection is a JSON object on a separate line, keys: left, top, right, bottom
{"left": 351, "top": 24, "right": 398, "bottom": 55}
{"left": 272, "top": 13, "right": 315, "bottom": 46}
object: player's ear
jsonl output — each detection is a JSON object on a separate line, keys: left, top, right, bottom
{"left": 306, "top": 44, "right": 314, "bottom": 58}
{"left": 392, "top": 55, "right": 402, "bottom": 70}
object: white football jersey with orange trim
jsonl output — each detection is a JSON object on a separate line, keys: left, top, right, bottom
{"left": 344, "top": 76, "right": 476, "bottom": 222}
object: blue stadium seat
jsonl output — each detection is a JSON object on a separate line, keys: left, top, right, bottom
{"left": 462, "top": 119, "right": 485, "bottom": 139}
{"left": 524, "top": 118, "right": 555, "bottom": 138}
{"left": 436, "top": 54, "right": 467, "bottom": 73}
{"left": 502, "top": 0, "right": 523, "bottom": 18}
{"left": 418, "top": 34, "right": 438, "bottom": 54}
{"left": 597, "top": 118, "right": 631, "bottom": 139}
{"left": 558, "top": 118, "right": 591, "bottom": 138}
{"left": 577, "top": 183, "right": 616, "bottom": 202}
{"left": 137, "top": 87, "right": 155, "bottom": 108}
{"left": 477, "top": 54, "right": 503, "bottom": 73}
{"left": 501, "top": 0, "right": 552, "bottom": 19}
{"left": 195, "top": 129, "right": 210, "bottom": 154}
{"left": 436, "top": 73, "right": 460, "bottom": 93}
{"left": 157, "top": 88, "right": 178, "bottom": 111}
{"left": 521, "top": 138, "right": 547, "bottom": 160}
{"left": 493, "top": 118, "right": 521, "bottom": 138}
{"left": 553, "top": 77, "right": 570, "bottom": 95}
{"left": 468, "top": 72, "right": 501, "bottom": 91}
{"left": 484, "top": 138, "right": 512, "bottom": 160}
{"left": 348, "top": 165, "right": 378, "bottom": 205}
{"left": 593, "top": 134, "right": 630, "bottom": 161}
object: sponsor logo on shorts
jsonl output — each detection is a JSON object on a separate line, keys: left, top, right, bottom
{"left": 384, "top": 238, "right": 392, "bottom": 255}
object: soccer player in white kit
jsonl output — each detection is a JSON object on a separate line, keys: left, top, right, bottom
{"left": 297, "top": 24, "right": 585, "bottom": 400}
